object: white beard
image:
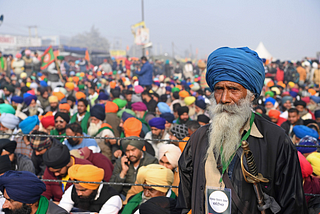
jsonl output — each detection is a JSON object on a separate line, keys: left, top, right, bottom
{"left": 206, "top": 91, "right": 253, "bottom": 164}
{"left": 87, "top": 121, "right": 103, "bottom": 136}
{"left": 29, "top": 106, "right": 38, "bottom": 116}
{"left": 0, "top": 128, "right": 13, "bottom": 139}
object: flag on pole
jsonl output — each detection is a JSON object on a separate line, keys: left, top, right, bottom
{"left": 41, "top": 45, "right": 55, "bottom": 70}
{"left": 85, "top": 49, "right": 90, "bottom": 61}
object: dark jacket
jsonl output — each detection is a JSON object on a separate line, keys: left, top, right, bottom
{"left": 47, "top": 200, "right": 68, "bottom": 214}
{"left": 42, "top": 157, "right": 91, "bottom": 201}
{"left": 15, "top": 153, "right": 35, "bottom": 174}
{"left": 280, "top": 119, "right": 304, "bottom": 137}
{"left": 135, "top": 62, "right": 153, "bottom": 86}
{"left": 177, "top": 113, "right": 307, "bottom": 214}
{"left": 110, "top": 151, "right": 158, "bottom": 196}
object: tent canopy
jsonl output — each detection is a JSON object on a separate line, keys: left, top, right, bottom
{"left": 255, "top": 42, "right": 272, "bottom": 59}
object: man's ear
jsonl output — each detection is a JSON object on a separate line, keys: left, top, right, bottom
{"left": 251, "top": 95, "right": 255, "bottom": 102}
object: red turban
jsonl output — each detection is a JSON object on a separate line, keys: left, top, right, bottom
{"left": 41, "top": 116, "right": 55, "bottom": 129}
{"left": 268, "top": 109, "right": 281, "bottom": 119}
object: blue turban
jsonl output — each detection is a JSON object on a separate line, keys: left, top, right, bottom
{"left": 165, "top": 86, "right": 172, "bottom": 92}
{"left": 11, "top": 96, "right": 23, "bottom": 104}
{"left": 281, "top": 96, "right": 293, "bottom": 104}
{"left": 154, "top": 82, "right": 160, "bottom": 87}
{"left": 24, "top": 95, "right": 37, "bottom": 106}
{"left": 289, "top": 91, "right": 298, "bottom": 98}
{"left": 195, "top": 99, "right": 206, "bottom": 110}
{"left": 265, "top": 97, "right": 276, "bottom": 106}
{"left": 160, "top": 113, "right": 175, "bottom": 123}
{"left": 98, "top": 92, "right": 109, "bottom": 101}
{"left": 23, "top": 92, "right": 32, "bottom": 99}
{"left": 149, "top": 117, "right": 166, "bottom": 130}
{"left": 315, "top": 110, "right": 320, "bottom": 119}
{"left": 296, "top": 135, "right": 318, "bottom": 154}
{"left": 90, "top": 104, "right": 105, "bottom": 121}
{"left": 311, "top": 96, "right": 320, "bottom": 104}
{"left": 0, "top": 170, "right": 46, "bottom": 204}
{"left": 19, "top": 115, "right": 40, "bottom": 134}
{"left": 206, "top": 47, "right": 265, "bottom": 97}
{"left": 40, "top": 80, "right": 48, "bottom": 87}
{"left": 293, "top": 125, "right": 319, "bottom": 139}
{"left": 122, "top": 111, "right": 135, "bottom": 122}
{"left": 157, "top": 102, "right": 171, "bottom": 114}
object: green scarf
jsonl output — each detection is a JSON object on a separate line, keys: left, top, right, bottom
{"left": 94, "top": 126, "right": 114, "bottom": 137}
{"left": 70, "top": 112, "right": 90, "bottom": 134}
{"left": 35, "top": 196, "right": 49, "bottom": 214}
{"left": 50, "top": 129, "right": 66, "bottom": 143}
{"left": 175, "top": 117, "right": 191, "bottom": 124}
{"left": 139, "top": 112, "right": 150, "bottom": 131}
{"left": 0, "top": 57, "right": 4, "bottom": 70}
{"left": 122, "top": 191, "right": 176, "bottom": 214}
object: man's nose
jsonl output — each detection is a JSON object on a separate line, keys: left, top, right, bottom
{"left": 220, "top": 90, "right": 231, "bottom": 104}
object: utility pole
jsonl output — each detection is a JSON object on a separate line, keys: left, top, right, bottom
{"left": 141, "top": 0, "right": 144, "bottom": 57}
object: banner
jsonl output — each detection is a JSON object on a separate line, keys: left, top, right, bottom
{"left": 134, "top": 28, "right": 149, "bottom": 45}
{"left": 110, "top": 50, "right": 127, "bottom": 58}
{"left": 41, "top": 45, "right": 55, "bottom": 70}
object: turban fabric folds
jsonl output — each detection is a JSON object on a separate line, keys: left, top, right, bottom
{"left": 55, "top": 112, "right": 70, "bottom": 124}
{"left": 158, "top": 144, "right": 182, "bottom": 168}
{"left": 149, "top": 117, "right": 166, "bottom": 130}
{"left": 113, "top": 98, "right": 127, "bottom": 109}
{"left": 29, "top": 131, "right": 52, "bottom": 151}
{"left": 307, "top": 152, "right": 320, "bottom": 176}
{"left": 0, "top": 104, "right": 15, "bottom": 115}
{"left": 123, "top": 118, "right": 142, "bottom": 137}
{"left": 48, "top": 95, "right": 59, "bottom": 103}
{"left": 19, "top": 115, "right": 39, "bottom": 134}
{"left": 0, "top": 139, "right": 17, "bottom": 153}
{"left": 136, "top": 164, "right": 174, "bottom": 193}
{"left": 68, "top": 164, "right": 104, "bottom": 190}
{"left": 121, "top": 136, "right": 145, "bottom": 151}
{"left": 11, "top": 96, "right": 23, "bottom": 104}
{"left": 265, "top": 97, "right": 276, "bottom": 106}
{"left": 293, "top": 125, "right": 319, "bottom": 139}
{"left": 296, "top": 135, "right": 318, "bottom": 154}
{"left": 297, "top": 152, "right": 313, "bottom": 178}
{"left": 268, "top": 109, "right": 281, "bottom": 119}
{"left": 0, "top": 113, "right": 19, "bottom": 130}
{"left": 157, "top": 102, "right": 171, "bottom": 114}
{"left": 160, "top": 113, "right": 175, "bottom": 123}
{"left": 206, "top": 47, "right": 265, "bottom": 97}
{"left": 41, "top": 116, "right": 55, "bottom": 129}
{"left": 90, "top": 104, "right": 106, "bottom": 121}
{"left": 0, "top": 170, "right": 46, "bottom": 204}
{"left": 43, "top": 144, "right": 70, "bottom": 169}
{"left": 105, "top": 101, "right": 119, "bottom": 113}
{"left": 59, "top": 103, "right": 71, "bottom": 111}
{"left": 132, "top": 102, "right": 147, "bottom": 111}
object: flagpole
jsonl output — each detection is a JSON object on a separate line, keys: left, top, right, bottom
{"left": 54, "top": 58, "right": 64, "bottom": 83}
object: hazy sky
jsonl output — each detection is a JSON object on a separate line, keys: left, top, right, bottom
{"left": 1, "top": 0, "right": 319, "bottom": 60}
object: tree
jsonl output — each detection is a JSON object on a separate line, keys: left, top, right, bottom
{"left": 69, "top": 25, "right": 109, "bottom": 51}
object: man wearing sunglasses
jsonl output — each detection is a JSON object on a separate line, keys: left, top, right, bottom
{"left": 50, "top": 112, "right": 70, "bottom": 143}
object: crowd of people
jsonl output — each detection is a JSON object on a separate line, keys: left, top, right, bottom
{"left": 0, "top": 47, "right": 319, "bottom": 214}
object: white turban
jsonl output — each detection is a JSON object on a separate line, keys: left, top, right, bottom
{"left": 158, "top": 144, "right": 182, "bottom": 169}
{"left": 0, "top": 113, "right": 20, "bottom": 130}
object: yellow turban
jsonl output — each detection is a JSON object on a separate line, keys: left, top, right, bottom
{"left": 68, "top": 164, "right": 104, "bottom": 190}
{"left": 65, "top": 82, "right": 75, "bottom": 90}
{"left": 288, "top": 82, "right": 295, "bottom": 88}
{"left": 307, "top": 152, "right": 320, "bottom": 176}
{"left": 136, "top": 164, "right": 174, "bottom": 193}
{"left": 184, "top": 96, "right": 196, "bottom": 106}
{"left": 48, "top": 95, "right": 59, "bottom": 103}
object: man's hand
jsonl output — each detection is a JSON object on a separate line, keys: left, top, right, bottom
{"left": 114, "top": 150, "right": 122, "bottom": 158}
{"left": 120, "top": 155, "right": 129, "bottom": 179}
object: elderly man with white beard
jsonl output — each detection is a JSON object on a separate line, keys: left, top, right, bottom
{"left": 177, "top": 47, "right": 307, "bottom": 214}
{"left": 88, "top": 104, "right": 116, "bottom": 161}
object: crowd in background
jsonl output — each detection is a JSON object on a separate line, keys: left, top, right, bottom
{"left": 0, "top": 49, "right": 320, "bottom": 213}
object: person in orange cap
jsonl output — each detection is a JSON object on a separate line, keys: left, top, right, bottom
{"left": 123, "top": 117, "right": 142, "bottom": 137}
{"left": 59, "top": 103, "right": 71, "bottom": 114}
{"left": 105, "top": 101, "right": 120, "bottom": 138}
{"left": 75, "top": 91, "right": 86, "bottom": 100}
{"left": 59, "top": 164, "right": 122, "bottom": 213}
{"left": 268, "top": 109, "right": 282, "bottom": 126}
{"left": 52, "top": 91, "right": 65, "bottom": 101}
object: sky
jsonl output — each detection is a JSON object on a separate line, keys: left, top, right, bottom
{"left": 1, "top": 0, "right": 320, "bottom": 60}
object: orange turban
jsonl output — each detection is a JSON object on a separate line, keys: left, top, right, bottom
{"left": 59, "top": 103, "right": 70, "bottom": 111}
{"left": 179, "top": 90, "right": 189, "bottom": 98}
{"left": 68, "top": 164, "right": 104, "bottom": 190}
{"left": 80, "top": 72, "right": 85, "bottom": 77}
{"left": 267, "top": 80, "right": 274, "bottom": 87}
{"left": 110, "top": 81, "right": 116, "bottom": 89}
{"left": 308, "top": 89, "right": 316, "bottom": 96}
{"left": 105, "top": 101, "right": 119, "bottom": 113}
{"left": 73, "top": 76, "right": 79, "bottom": 84}
{"left": 52, "top": 92, "right": 65, "bottom": 101}
{"left": 268, "top": 109, "right": 281, "bottom": 119}
{"left": 75, "top": 92, "right": 86, "bottom": 100}
{"left": 65, "top": 82, "right": 74, "bottom": 90}
{"left": 123, "top": 117, "right": 142, "bottom": 137}
{"left": 39, "top": 111, "right": 53, "bottom": 121}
